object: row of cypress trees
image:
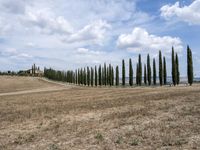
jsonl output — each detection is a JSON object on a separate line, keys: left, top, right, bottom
{"left": 44, "top": 46, "right": 194, "bottom": 86}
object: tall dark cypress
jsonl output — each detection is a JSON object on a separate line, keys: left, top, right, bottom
{"left": 75, "top": 69, "right": 78, "bottom": 84}
{"left": 104, "top": 63, "right": 107, "bottom": 86}
{"left": 122, "top": 59, "right": 125, "bottom": 86}
{"left": 129, "top": 58, "right": 133, "bottom": 86}
{"left": 87, "top": 67, "right": 90, "bottom": 86}
{"left": 84, "top": 68, "right": 86, "bottom": 86}
{"left": 175, "top": 53, "right": 180, "bottom": 85}
{"left": 136, "top": 63, "right": 139, "bottom": 85}
{"left": 153, "top": 58, "right": 156, "bottom": 85}
{"left": 111, "top": 66, "right": 114, "bottom": 86}
{"left": 109, "top": 65, "right": 111, "bottom": 86}
{"left": 163, "top": 57, "right": 167, "bottom": 85}
{"left": 187, "top": 45, "right": 193, "bottom": 85}
{"left": 147, "top": 54, "right": 151, "bottom": 85}
{"left": 95, "top": 66, "right": 97, "bottom": 86}
{"left": 172, "top": 47, "right": 177, "bottom": 86}
{"left": 159, "top": 51, "right": 163, "bottom": 86}
{"left": 144, "top": 64, "right": 147, "bottom": 85}
{"left": 91, "top": 67, "right": 94, "bottom": 86}
{"left": 98, "top": 65, "right": 102, "bottom": 86}
{"left": 138, "top": 54, "right": 142, "bottom": 86}
{"left": 116, "top": 66, "right": 119, "bottom": 86}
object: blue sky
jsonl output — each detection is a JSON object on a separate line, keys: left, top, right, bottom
{"left": 0, "top": 0, "right": 200, "bottom": 77}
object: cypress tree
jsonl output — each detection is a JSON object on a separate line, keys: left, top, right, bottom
{"left": 187, "top": 45, "right": 193, "bottom": 86}
{"left": 80, "top": 68, "right": 83, "bottom": 85}
{"left": 144, "top": 64, "right": 147, "bottom": 85}
{"left": 172, "top": 47, "right": 177, "bottom": 86}
{"left": 175, "top": 53, "right": 180, "bottom": 85}
{"left": 116, "top": 66, "right": 119, "bottom": 86}
{"left": 109, "top": 65, "right": 111, "bottom": 86}
{"left": 147, "top": 54, "right": 151, "bottom": 85}
{"left": 136, "top": 63, "right": 139, "bottom": 85}
{"left": 91, "top": 67, "right": 94, "bottom": 86}
{"left": 122, "top": 59, "right": 125, "bottom": 86}
{"left": 159, "top": 51, "right": 163, "bottom": 86}
{"left": 129, "top": 58, "right": 133, "bottom": 86}
{"left": 104, "top": 63, "right": 107, "bottom": 86}
{"left": 163, "top": 57, "right": 167, "bottom": 85}
{"left": 111, "top": 66, "right": 114, "bottom": 86}
{"left": 138, "top": 54, "right": 142, "bottom": 86}
{"left": 95, "top": 66, "right": 97, "bottom": 86}
{"left": 75, "top": 69, "right": 78, "bottom": 84}
{"left": 84, "top": 68, "right": 86, "bottom": 86}
{"left": 98, "top": 65, "right": 102, "bottom": 86}
{"left": 87, "top": 67, "right": 90, "bottom": 86}
{"left": 153, "top": 58, "right": 156, "bottom": 85}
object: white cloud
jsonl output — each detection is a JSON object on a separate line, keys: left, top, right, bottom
{"left": 117, "top": 27, "right": 183, "bottom": 54}
{"left": 76, "top": 48, "right": 102, "bottom": 55}
{"left": 63, "top": 20, "right": 111, "bottom": 45}
{"left": 160, "top": 0, "right": 200, "bottom": 25}
{"left": 22, "top": 8, "right": 74, "bottom": 35}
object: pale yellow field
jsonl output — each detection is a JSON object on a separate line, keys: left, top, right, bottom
{"left": 0, "top": 76, "right": 199, "bottom": 150}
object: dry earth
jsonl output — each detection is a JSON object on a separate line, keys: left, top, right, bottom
{"left": 0, "top": 76, "right": 199, "bottom": 150}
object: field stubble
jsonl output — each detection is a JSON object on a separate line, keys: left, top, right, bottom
{"left": 0, "top": 76, "right": 199, "bottom": 149}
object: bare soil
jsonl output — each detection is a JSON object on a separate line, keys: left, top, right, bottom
{"left": 0, "top": 76, "right": 199, "bottom": 150}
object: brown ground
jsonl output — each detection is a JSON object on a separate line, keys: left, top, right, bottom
{"left": 0, "top": 76, "right": 199, "bottom": 150}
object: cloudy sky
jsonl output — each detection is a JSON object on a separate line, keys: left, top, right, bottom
{"left": 0, "top": 0, "right": 200, "bottom": 77}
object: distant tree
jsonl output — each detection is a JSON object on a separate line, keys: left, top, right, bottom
{"left": 147, "top": 54, "right": 151, "bottom": 85}
{"left": 136, "top": 63, "right": 139, "bottom": 85}
{"left": 75, "top": 69, "right": 78, "bottom": 84}
{"left": 176, "top": 53, "right": 180, "bottom": 85}
{"left": 163, "top": 57, "right": 167, "bottom": 85}
{"left": 98, "top": 65, "right": 102, "bottom": 86}
{"left": 153, "top": 58, "right": 156, "bottom": 85}
{"left": 104, "top": 63, "right": 107, "bottom": 86}
{"left": 91, "top": 67, "right": 94, "bottom": 86}
{"left": 116, "top": 66, "right": 119, "bottom": 86}
{"left": 84, "top": 68, "right": 87, "bottom": 86}
{"left": 111, "top": 66, "right": 114, "bottom": 86}
{"left": 122, "top": 59, "right": 125, "bottom": 86}
{"left": 144, "top": 64, "right": 147, "bottom": 85}
{"left": 172, "top": 47, "right": 177, "bottom": 86}
{"left": 159, "top": 51, "right": 163, "bottom": 86}
{"left": 138, "top": 54, "right": 142, "bottom": 86}
{"left": 187, "top": 45, "right": 193, "bottom": 86}
{"left": 129, "top": 58, "right": 133, "bottom": 86}
{"left": 95, "top": 66, "right": 98, "bottom": 86}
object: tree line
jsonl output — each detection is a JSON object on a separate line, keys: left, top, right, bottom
{"left": 44, "top": 46, "right": 194, "bottom": 86}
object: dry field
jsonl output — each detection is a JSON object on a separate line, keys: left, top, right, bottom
{"left": 0, "top": 76, "right": 199, "bottom": 150}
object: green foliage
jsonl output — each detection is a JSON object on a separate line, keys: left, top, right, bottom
{"left": 159, "top": 51, "right": 163, "bottom": 86}
{"left": 147, "top": 54, "right": 151, "bottom": 85}
{"left": 91, "top": 67, "right": 94, "bottom": 86}
{"left": 187, "top": 45, "right": 193, "bottom": 86}
{"left": 116, "top": 66, "right": 119, "bottom": 86}
{"left": 129, "top": 58, "right": 133, "bottom": 86}
{"left": 163, "top": 57, "right": 167, "bottom": 85}
{"left": 122, "top": 59, "right": 125, "bottom": 86}
{"left": 138, "top": 54, "right": 142, "bottom": 86}
{"left": 144, "top": 64, "right": 147, "bottom": 85}
{"left": 153, "top": 58, "right": 156, "bottom": 85}
{"left": 98, "top": 65, "right": 102, "bottom": 86}
{"left": 172, "top": 47, "right": 177, "bottom": 86}
{"left": 95, "top": 66, "right": 98, "bottom": 86}
{"left": 176, "top": 53, "right": 180, "bottom": 85}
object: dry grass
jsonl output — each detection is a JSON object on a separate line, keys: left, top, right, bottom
{"left": 0, "top": 76, "right": 200, "bottom": 150}
{"left": 0, "top": 76, "right": 57, "bottom": 93}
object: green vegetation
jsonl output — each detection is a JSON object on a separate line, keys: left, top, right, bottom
{"left": 42, "top": 46, "right": 194, "bottom": 87}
